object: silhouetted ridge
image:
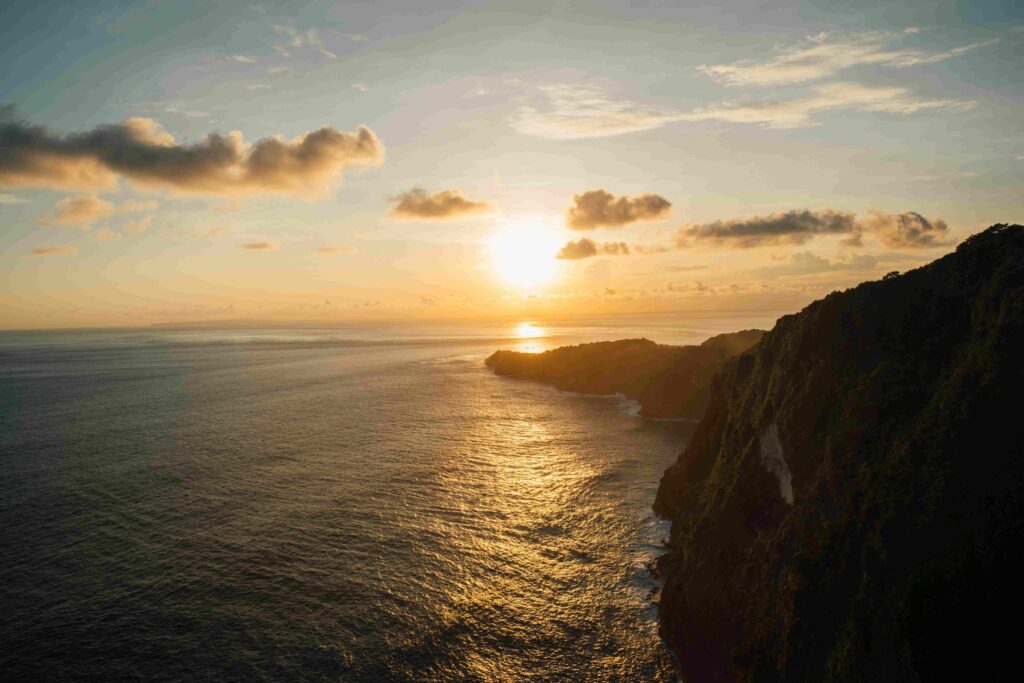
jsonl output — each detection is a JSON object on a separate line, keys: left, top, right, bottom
{"left": 654, "top": 224, "right": 1024, "bottom": 681}
{"left": 486, "top": 330, "right": 765, "bottom": 419}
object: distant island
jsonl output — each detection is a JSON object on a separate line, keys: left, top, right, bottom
{"left": 654, "top": 224, "right": 1024, "bottom": 681}
{"left": 486, "top": 330, "right": 765, "bottom": 419}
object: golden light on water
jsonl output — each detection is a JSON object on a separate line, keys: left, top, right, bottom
{"left": 514, "top": 321, "right": 546, "bottom": 353}
{"left": 489, "top": 224, "right": 560, "bottom": 289}
{"left": 514, "top": 322, "right": 544, "bottom": 338}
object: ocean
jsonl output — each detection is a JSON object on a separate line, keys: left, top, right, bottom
{"left": 0, "top": 314, "right": 775, "bottom": 681}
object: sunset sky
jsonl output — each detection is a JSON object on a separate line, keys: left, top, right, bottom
{"left": 1, "top": 0, "right": 1021, "bottom": 328}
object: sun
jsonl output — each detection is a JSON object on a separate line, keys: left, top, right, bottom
{"left": 489, "top": 224, "right": 560, "bottom": 289}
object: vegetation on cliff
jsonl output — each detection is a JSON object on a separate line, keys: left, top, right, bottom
{"left": 486, "top": 330, "right": 764, "bottom": 419}
{"left": 654, "top": 224, "right": 1024, "bottom": 681}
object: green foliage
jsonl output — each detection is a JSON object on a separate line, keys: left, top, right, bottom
{"left": 655, "top": 224, "right": 1024, "bottom": 682}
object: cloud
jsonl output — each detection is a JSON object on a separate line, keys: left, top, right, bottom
{"left": 271, "top": 24, "right": 336, "bottom": 59}
{"left": 678, "top": 208, "right": 951, "bottom": 249}
{"left": 566, "top": 189, "right": 671, "bottom": 230}
{"left": 755, "top": 251, "right": 879, "bottom": 276}
{"left": 682, "top": 82, "right": 974, "bottom": 129}
{"left": 514, "top": 80, "right": 972, "bottom": 137}
{"left": 39, "top": 195, "right": 115, "bottom": 228}
{"left": 230, "top": 55, "right": 257, "bottom": 63}
{"left": 241, "top": 241, "right": 275, "bottom": 250}
{"left": 677, "top": 209, "right": 861, "bottom": 248}
{"left": 514, "top": 84, "right": 682, "bottom": 139}
{"left": 556, "top": 238, "right": 631, "bottom": 260}
{"left": 860, "top": 211, "right": 952, "bottom": 248}
{"left": 389, "top": 187, "right": 490, "bottom": 220}
{"left": 317, "top": 246, "right": 357, "bottom": 255}
{"left": 0, "top": 192, "right": 28, "bottom": 204}
{"left": 94, "top": 226, "right": 121, "bottom": 242}
{"left": 633, "top": 243, "right": 672, "bottom": 255}
{"left": 123, "top": 216, "right": 152, "bottom": 233}
{"left": 0, "top": 108, "right": 383, "bottom": 196}
{"left": 118, "top": 199, "right": 158, "bottom": 213}
{"left": 698, "top": 31, "right": 1000, "bottom": 87}
{"left": 29, "top": 245, "right": 77, "bottom": 256}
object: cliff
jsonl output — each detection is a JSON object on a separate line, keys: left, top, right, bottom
{"left": 486, "top": 330, "right": 765, "bottom": 419}
{"left": 654, "top": 224, "right": 1024, "bottom": 681}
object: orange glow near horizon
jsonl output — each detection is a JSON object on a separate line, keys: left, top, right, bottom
{"left": 514, "top": 322, "right": 544, "bottom": 338}
{"left": 512, "top": 321, "right": 547, "bottom": 353}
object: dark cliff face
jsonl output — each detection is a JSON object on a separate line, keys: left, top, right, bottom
{"left": 655, "top": 224, "right": 1024, "bottom": 682}
{"left": 486, "top": 330, "right": 764, "bottom": 419}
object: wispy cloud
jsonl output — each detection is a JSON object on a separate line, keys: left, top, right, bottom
{"left": 698, "top": 31, "right": 1000, "bottom": 87}
{"left": 117, "top": 199, "right": 157, "bottom": 213}
{"left": 556, "top": 238, "right": 631, "bottom": 260}
{"left": 271, "top": 24, "right": 337, "bottom": 59}
{"left": 683, "top": 82, "right": 974, "bottom": 129}
{"left": 318, "top": 246, "right": 357, "bottom": 255}
{"left": 39, "top": 196, "right": 114, "bottom": 228}
{"left": 754, "top": 251, "right": 880, "bottom": 276}
{"left": 566, "top": 189, "right": 671, "bottom": 230}
{"left": 123, "top": 215, "right": 152, "bottom": 233}
{"left": 29, "top": 245, "right": 77, "bottom": 256}
{"left": 241, "top": 241, "right": 275, "bottom": 250}
{"left": 514, "top": 84, "right": 681, "bottom": 140}
{"left": 94, "top": 226, "right": 121, "bottom": 242}
{"left": 229, "top": 55, "right": 257, "bottom": 64}
{"left": 0, "top": 192, "right": 28, "bottom": 204}
{"left": 514, "top": 81, "right": 973, "bottom": 136}
{"left": 0, "top": 108, "right": 383, "bottom": 197}
{"left": 389, "top": 188, "right": 490, "bottom": 220}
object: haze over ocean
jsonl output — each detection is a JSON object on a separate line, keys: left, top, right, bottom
{"left": 0, "top": 314, "right": 773, "bottom": 681}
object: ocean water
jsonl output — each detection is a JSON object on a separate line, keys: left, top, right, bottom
{"left": 0, "top": 314, "right": 774, "bottom": 681}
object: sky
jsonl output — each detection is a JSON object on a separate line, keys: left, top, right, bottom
{"left": 1, "top": 0, "right": 1022, "bottom": 329}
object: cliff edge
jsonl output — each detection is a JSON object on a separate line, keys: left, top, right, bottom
{"left": 486, "top": 330, "right": 764, "bottom": 419}
{"left": 654, "top": 224, "right": 1024, "bottom": 681}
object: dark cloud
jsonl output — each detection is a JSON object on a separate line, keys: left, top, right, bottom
{"left": 389, "top": 187, "right": 490, "bottom": 220}
{"left": 861, "top": 211, "right": 952, "bottom": 248}
{"left": 241, "top": 241, "right": 276, "bottom": 250}
{"left": 29, "top": 245, "right": 77, "bottom": 256}
{"left": 566, "top": 189, "right": 671, "bottom": 230}
{"left": 677, "top": 209, "right": 859, "bottom": 248}
{"left": 556, "top": 238, "right": 631, "bottom": 260}
{"left": 676, "top": 208, "right": 952, "bottom": 249}
{"left": 0, "top": 106, "right": 383, "bottom": 196}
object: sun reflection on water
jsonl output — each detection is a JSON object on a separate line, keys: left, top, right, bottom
{"left": 513, "top": 322, "right": 546, "bottom": 353}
